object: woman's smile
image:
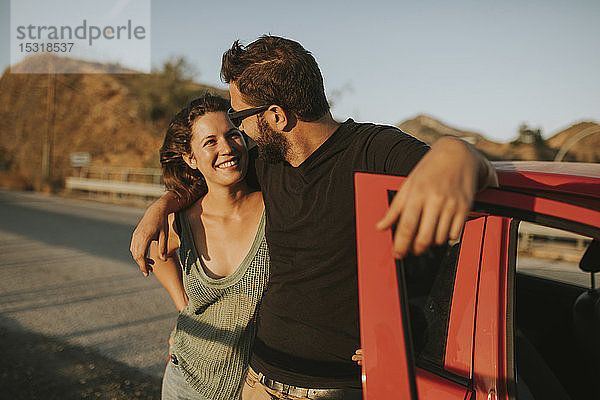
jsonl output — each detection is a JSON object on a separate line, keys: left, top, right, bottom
{"left": 215, "top": 157, "right": 239, "bottom": 169}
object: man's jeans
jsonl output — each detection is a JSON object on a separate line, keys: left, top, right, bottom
{"left": 241, "top": 367, "right": 363, "bottom": 400}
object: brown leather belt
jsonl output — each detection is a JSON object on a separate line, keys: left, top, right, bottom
{"left": 260, "top": 376, "right": 346, "bottom": 399}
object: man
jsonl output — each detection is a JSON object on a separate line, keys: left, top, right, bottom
{"left": 131, "top": 36, "right": 497, "bottom": 399}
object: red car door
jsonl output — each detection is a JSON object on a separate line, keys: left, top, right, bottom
{"left": 355, "top": 172, "right": 479, "bottom": 400}
{"left": 355, "top": 170, "right": 600, "bottom": 400}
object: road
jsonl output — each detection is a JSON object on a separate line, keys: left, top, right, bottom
{"left": 0, "top": 189, "right": 176, "bottom": 378}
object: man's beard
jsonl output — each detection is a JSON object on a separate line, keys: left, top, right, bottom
{"left": 254, "top": 115, "right": 289, "bottom": 164}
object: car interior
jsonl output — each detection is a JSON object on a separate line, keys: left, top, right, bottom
{"left": 514, "top": 234, "right": 599, "bottom": 399}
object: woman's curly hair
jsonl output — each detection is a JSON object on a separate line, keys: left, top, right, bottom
{"left": 159, "top": 94, "right": 230, "bottom": 204}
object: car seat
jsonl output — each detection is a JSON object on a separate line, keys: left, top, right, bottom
{"left": 572, "top": 239, "right": 600, "bottom": 360}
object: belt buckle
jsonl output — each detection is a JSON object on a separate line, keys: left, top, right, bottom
{"left": 286, "top": 385, "right": 309, "bottom": 398}
{"left": 260, "top": 375, "right": 337, "bottom": 399}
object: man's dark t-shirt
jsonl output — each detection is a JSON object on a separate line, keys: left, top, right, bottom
{"left": 250, "top": 119, "right": 430, "bottom": 388}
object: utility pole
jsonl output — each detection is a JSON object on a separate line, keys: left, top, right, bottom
{"left": 42, "top": 62, "right": 56, "bottom": 181}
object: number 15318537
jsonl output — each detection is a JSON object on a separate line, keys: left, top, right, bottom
{"left": 18, "top": 42, "right": 74, "bottom": 53}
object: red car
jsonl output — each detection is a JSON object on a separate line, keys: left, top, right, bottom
{"left": 355, "top": 162, "right": 600, "bottom": 400}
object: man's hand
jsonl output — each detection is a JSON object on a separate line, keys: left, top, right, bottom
{"left": 376, "top": 136, "right": 497, "bottom": 259}
{"left": 130, "top": 191, "right": 188, "bottom": 275}
{"left": 130, "top": 199, "right": 170, "bottom": 276}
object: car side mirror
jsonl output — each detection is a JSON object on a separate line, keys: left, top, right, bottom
{"left": 579, "top": 239, "right": 600, "bottom": 290}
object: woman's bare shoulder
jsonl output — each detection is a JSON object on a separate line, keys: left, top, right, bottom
{"left": 249, "top": 190, "right": 264, "bottom": 207}
{"left": 246, "top": 191, "right": 264, "bottom": 216}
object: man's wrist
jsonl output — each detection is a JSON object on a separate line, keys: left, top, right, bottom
{"left": 435, "top": 136, "right": 473, "bottom": 155}
{"left": 434, "top": 136, "right": 492, "bottom": 190}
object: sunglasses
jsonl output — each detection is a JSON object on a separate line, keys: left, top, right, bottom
{"left": 227, "top": 105, "right": 270, "bottom": 127}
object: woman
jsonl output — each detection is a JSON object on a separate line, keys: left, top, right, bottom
{"left": 148, "top": 94, "right": 269, "bottom": 400}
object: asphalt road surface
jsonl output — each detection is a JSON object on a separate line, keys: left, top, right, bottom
{"left": 0, "top": 189, "right": 177, "bottom": 378}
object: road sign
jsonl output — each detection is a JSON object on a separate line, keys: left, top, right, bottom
{"left": 70, "top": 152, "right": 91, "bottom": 167}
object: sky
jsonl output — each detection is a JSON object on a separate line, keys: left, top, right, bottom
{"left": 1, "top": 0, "right": 599, "bottom": 142}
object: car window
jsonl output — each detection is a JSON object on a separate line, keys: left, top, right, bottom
{"left": 513, "top": 221, "right": 597, "bottom": 399}
{"left": 402, "top": 238, "right": 461, "bottom": 370}
{"left": 517, "top": 221, "right": 592, "bottom": 288}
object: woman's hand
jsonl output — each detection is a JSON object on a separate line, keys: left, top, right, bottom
{"left": 352, "top": 348, "right": 363, "bottom": 366}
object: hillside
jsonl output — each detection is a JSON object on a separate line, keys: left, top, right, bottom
{"left": 398, "top": 115, "right": 599, "bottom": 162}
{"left": 546, "top": 121, "right": 600, "bottom": 163}
{"left": 0, "top": 54, "right": 226, "bottom": 191}
{"left": 398, "top": 115, "right": 509, "bottom": 160}
{"left": 9, "top": 53, "right": 139, "bottom": 74}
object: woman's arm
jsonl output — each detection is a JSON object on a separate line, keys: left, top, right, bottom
{"left": 148, "top": 213, "right": 188, "bottom": 312}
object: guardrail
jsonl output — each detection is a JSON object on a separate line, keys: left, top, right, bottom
{"left": 519, "top": 222, "right": 588, "bottom": 251}
{"left": 73, "top": 166, "right": 163, "bottom": 183}
{"left": 66, "top": 167, "right": 166, "bottom": 200}
{"left": 65, "top": 177, "right": 166, "bottom": 197}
